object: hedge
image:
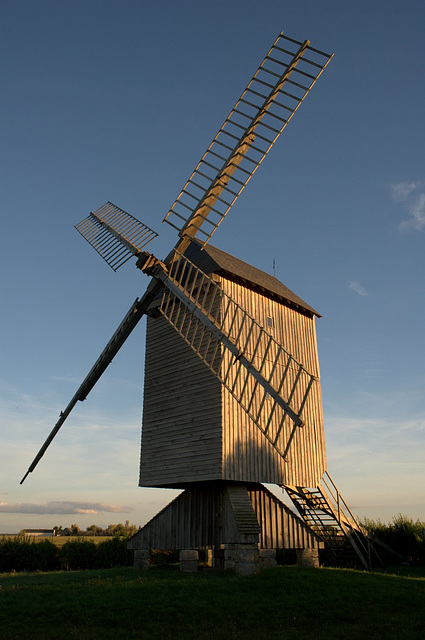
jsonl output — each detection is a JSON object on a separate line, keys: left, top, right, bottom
{"left": 0, "top": 536, "right": 133, "bottom": 573}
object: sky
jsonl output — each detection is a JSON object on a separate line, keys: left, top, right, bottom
{"left": 1, "top": 0, "right": 425, "bottom": 533}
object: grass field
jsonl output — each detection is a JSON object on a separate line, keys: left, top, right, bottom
{"left": 0, "top": 564, "right": 424, "bottom": 639}
{"left": 51, "top": 535, "right": 111, "bottom": 546}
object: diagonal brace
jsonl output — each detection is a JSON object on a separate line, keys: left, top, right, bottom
{"left": 149, "top": 261, "right": 304, "bottom": 429}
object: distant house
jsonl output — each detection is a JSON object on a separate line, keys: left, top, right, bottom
{"left": 24, "top": 528, "right": 55, "bottom": 537}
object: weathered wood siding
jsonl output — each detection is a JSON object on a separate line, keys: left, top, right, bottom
{"left": 139, "top": 315, "right": 223, "bottom": 488}
{"left": 128, "top": 485, "right": 259, "bottom": 550}
{"left": 247, "top": 485, "right": 324, "bottom": 549}
{"left": 140, "top": 270, "right": 326, "bottom": 489}
{"left": 220, "top": 277, "right": 326, "bottom": 487}
{"left": 128, "top": 483, "right": 323, "bottom": 550}
{"left": 128, "top": 486, "right": 222, "bottom": 549}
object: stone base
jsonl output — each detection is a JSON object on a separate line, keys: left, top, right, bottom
{"left": 222, "top": 543, "right": 259, "bottom": 575}
{"left": 179, "top": 549, "right": 199, "bottom": 572}
{"left": 259, "top": 548, "right": 277, "bottom": 569}
{"left": 296, "top": 548, "right": 320, "bottom": 568}
{"left": 134, "top": 549, "right": 150, "bottom": 571}
{"left": 213, "top": 545, "right": 277, "bottom": 573}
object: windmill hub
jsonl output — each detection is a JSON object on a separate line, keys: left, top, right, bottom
{"left": 136, "top": 252, "right": 166, "bottom": 277}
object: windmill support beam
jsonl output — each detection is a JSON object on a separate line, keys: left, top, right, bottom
{"left": 128, "top": 482, "right": 324, "bottom": 569}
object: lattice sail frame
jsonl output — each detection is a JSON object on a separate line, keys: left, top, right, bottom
{"left": 163, "top": 33, "right": 333, "bottom": 247}
{"left": 75, "top": 201, "right": 159, "bottom": 271}
{"left": 156, "top": 251, "right": 317, "bottom": 462}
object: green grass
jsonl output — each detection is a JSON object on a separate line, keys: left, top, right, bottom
{"left": 0, "top": 565, "right": 424, "bottom": 639}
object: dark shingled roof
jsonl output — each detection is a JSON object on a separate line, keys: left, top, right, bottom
{"left": 184, "top": 241, "right": 320, "bottom": 318}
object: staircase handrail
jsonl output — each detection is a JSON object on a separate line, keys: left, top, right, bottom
{"left": 321, "top": 471, "right": 365, "bottom": 533}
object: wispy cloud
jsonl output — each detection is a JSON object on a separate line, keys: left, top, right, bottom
{"left": 399, "top": 193, "right": 425, "bottom": 231}
{"left": 390, "top": 182, "right": 418, "bottom": 200}
{"left": 389, "top": 181, "right": 425, "bottom": 231}
{"left": 0, "top": 501, "right": 130, "bottom": 515}
{"left": 349, "top": 280, "right": 368, "bottom": 296}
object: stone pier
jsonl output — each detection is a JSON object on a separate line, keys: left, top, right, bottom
{"left": 179, "top": 549, "right": 199, "bottom": 572}
{"left": 296, "top": 548, "right": 320, "bottom": 568}
{"left": 134, "top": 549, "right": 150, "bottom": 571}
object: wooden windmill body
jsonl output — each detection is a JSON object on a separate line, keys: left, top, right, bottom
{"left": 23, "top": 32, "right": 376, "bottom": 570}
{"left": 140, "top": 241, "right": 325, "bottom": 490}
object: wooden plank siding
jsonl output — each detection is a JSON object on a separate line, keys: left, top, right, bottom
{"left": 128, "top": 486, "right": 223, "bottom": 550}
{"left": 128, "top": 483, "right": 323, "bottom": 550}
{"left": 140, "top": 247, "right": 326, "bottom": 489}
{"left": 220, "top": 277, "right": 326, "bottom": 487}
{"left": 139, "top": 316, "right": 223, "bottom": 487}
{"left": 247, "top": 485, "right": 324, "bottom": 549}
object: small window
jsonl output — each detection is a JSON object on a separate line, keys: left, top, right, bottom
{"left": 266, "top": 315, "right": 274, "bottom": 329}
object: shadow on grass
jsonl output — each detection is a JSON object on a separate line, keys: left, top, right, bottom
{"left": 0, "top": 565, "right": 424, "bottom": 639}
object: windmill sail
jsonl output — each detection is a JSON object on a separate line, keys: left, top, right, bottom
{"left": 146, "top": 251, "right": 317, "bottom": 462}
{"left": 75, "top": 202, "right": 159, "bottom": 271}
{"left": 20, "top": 281, "right": 163, "bottom": 484}
{"left": 164, "top": 33, "right": 333, "bottom": 249}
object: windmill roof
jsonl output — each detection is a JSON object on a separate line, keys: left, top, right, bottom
{"left": 184, "top": 241, "right": 320, "bottom": 318}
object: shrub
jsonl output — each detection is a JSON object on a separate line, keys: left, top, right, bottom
{"left": 0, "top": 535, "right": 136, "bottom": 573}
{"left": 34, "top": 539, "right": 61, "bottom": 571}
{"left": 362, "top": 514, "right": 425, "bottom": 564}
{"left": 60, "top": 539, "right": 99, "bottom": 570}
{"left": 96, "top": 536, "right": 133, "bottom": 568}
{"left": 0, "top": 536, "right": 60, "bottom": 572}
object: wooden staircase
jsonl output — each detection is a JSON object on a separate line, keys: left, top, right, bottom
{"left": 284, "top": 472, "right": 379, "bottom": 570}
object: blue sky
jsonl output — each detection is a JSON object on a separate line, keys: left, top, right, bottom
{"left": 1, "top": 0, "right": 424, "bottom": 533}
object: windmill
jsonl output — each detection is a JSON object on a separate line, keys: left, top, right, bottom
{"left": 21, "top": 32, "right": 374, "bottom": 571}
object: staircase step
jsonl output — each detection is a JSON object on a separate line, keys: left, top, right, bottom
{"left": 283, "top": 478, "right": 374, "bottom": 571}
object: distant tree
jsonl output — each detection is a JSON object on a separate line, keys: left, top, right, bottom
{"left": 123, "top": 520, "right": 137, "bottom": 537}
{"left": 114, "top": 523, "right": 126, "bottom": 536}
{"left": 70, "top": 523, "right": 81, "bottom": 535}
{"left": 86, "top": 524, "right": 103, "bottom": 536}
{"left": 105, "top": 524, "right": 117, "bottom": 536}
{"left": 110, "top": 520, "right": 138, "bottom": 537}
